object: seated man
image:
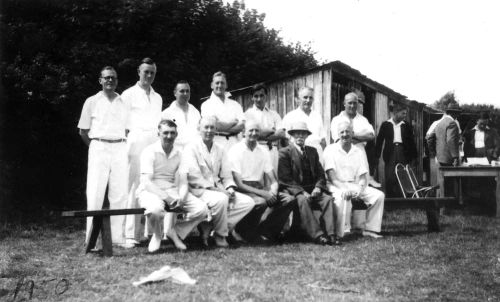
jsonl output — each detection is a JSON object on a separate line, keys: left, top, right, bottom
{"left": 182, "top": 116, "right": 255, "bottom": 247}
{"left": 278, "top": 121, "right": 342, "bottom": 245}
{"left": 324, "top": 121, "right": 385, "bottom": 239}
{"left": 229, "top": 120, "right": 295, "bottom": 242}
{"left": 137, "top": 119, "right": 211, "bottom": 252}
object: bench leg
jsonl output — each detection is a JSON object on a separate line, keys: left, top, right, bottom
{"left": 86, "top": 217, "right": 103, "bottom": 253}
{"left": 426, "top": 200, "right": 440, "bottom": 232}
{"left": 101, "top": 216, "right": 113, "bottom": 257}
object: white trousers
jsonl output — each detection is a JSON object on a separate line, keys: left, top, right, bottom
{"left": 125, "top": 130, "right": 158, "bottom": 240}
{"left": 330, "top": 185, "right": 385, "bottom": 235}
{"left": 138, "top": 190, "right": 208, "bottom": 240}
{"left": 86, "top": 140, "right": 128, "bottom": 244}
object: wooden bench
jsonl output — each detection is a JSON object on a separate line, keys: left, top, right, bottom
{"left": 62, "top": 207, "right": 183, "bottom": 257}
{"left": 352, "top": 197, "right": 457, "bottom": 232}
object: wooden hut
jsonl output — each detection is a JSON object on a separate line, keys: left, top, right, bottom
{"left": 227, "top": 60, "right": 436, "bottom": 190}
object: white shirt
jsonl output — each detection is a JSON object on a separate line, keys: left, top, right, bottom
{"left": 324, "top": 142, "right": 368, "bottom": 183}
{"left": 474, "top": 126, "right": 485, "bottom": 148}
{"left": 245, "top": 105, "right": 283, "bottom": 130}
{"left": 330, "top": 111, "right": 374, "bottom": 146}
{"left": 77, "top": 91, "right": 128, "bottom": 139}
{"left": 140, "top": 141, "right": 183, "bottom": 190}
{"left": 282, "top": 108, "right": 326, "bottom": 148}
{"left": 201, "top": 92, "right": 245, "bottom": 123}
{"left": 228, "top": 141, "right": 273, "bottom": 182}
{"left": 161, "top": 101, "right": 201, "bottom": 147}
{"left": 389, "top": 118, "right": 404, "bottom": 143}
{"left": 122, "top": 82, "right": 163, "bottom": 131}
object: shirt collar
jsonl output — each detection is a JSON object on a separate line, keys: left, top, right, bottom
{"left": 135, "top": 82, "right": 156, "bottom": 96}
{"left": 98, "top": 91, "right": 122, "bottom": 102}
{"left": 153, "top": 140, "right": 181, "bottom": 159}
{"left": 253, "top": 104, "right": 269, "bottom": 112}
{"left": 389, "top": 118, "right": 405, "bottom": 126}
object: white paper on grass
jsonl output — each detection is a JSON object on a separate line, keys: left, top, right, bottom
{"left": 133, "top": 265, "right": 196, "bottom": 286}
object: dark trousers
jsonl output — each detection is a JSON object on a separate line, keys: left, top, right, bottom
{"left": 385, "top": 144, "right": 408, "bottom": 197}
{"left": 235, "top": 193, "right": 296, "bottom": 241}
{"left": 295, "top": 193, "right": 336, "bottom": 239}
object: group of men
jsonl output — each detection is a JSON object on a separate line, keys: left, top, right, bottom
{"left": 78, "top": 58, "right": 407, "bottom": 253}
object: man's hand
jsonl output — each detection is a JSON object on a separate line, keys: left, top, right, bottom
{"left": 311, "top": 187, "right": 322, "bottom": 198}
{"left": 265, "top": 192, "right": 280, "bottom": 207}
{"left": 279, "top": 192, "right": 295, "bottom": 205}
{"left": 452, "top": 157, "right": 459, "bottom": 167}
{"left": 164, "top": 196, "right": 181, "bottom": 211}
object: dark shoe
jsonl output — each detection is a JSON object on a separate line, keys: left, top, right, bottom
{"left": 314, "top": 235, "right": 330, "bottom": 246}
{"left": 329, "top": 235, "right": 342, "bottom": 246}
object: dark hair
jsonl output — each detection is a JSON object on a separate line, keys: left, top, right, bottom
{"left": 139, "top": 57, "right": 155, "bottom": 66}
{"left": 393, "top": 103, "right": 407, "bottom": 113}
{"left": 174, "top": 80, "right": 189, "bottom": 91}
{"left": 251, "top": 83, "right": 267, "bottom": 95}
{"left": 158, "top": 119, "right": 177, "bottom": 130}
{"left": 479, "top": 111, "right": 490, "bottom": 120}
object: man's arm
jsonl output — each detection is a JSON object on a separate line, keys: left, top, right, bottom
{"left": 140, "top": 173, "right": 179, "bottom": 206}
{"left": 277, "top": 148, "right": 304, "bottom": 196}
{"left": 353, "top": 131, "right": 375, "bottom": 144}
{"left": 79, "top": 129, "right": 91, "bottom": 146}
{"left": 446, "top": 122, "right": 460, "bottom": 165}
{"left": 232, "top": 171, "right": 274, "bottom": 205}
{"left": 374, "top": 123, "right": 386, "bottom": 159}
{"left": 177, "top": 172, "right": 189, "bottom": 204}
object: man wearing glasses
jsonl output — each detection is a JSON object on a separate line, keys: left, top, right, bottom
{"left": 77, "top": 66, "right": 129, "bottom": 248}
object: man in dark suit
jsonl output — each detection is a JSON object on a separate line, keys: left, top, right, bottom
{"left": 462, "top": 112, "right": 500, "bottom": 163}
{"left": 278, "top": 121, "right": 342, "bottom": 245}
{"left": 375, "top": 103, "right": 417, "bottom": 197}
{"left": 427, "top": 103, "right": 462, "bottom": 167}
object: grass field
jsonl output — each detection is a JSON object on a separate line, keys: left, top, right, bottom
{"left": 1, "top": 209, "right": 499, "bottom": 302}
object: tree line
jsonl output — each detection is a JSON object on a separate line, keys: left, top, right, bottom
{"left": 0, "top": 0, "right": 317, "bottom": 222}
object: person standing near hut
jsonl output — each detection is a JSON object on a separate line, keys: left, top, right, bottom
{"left": 282, "top": 87, "right": 327, "bottom": 161}
{"left": 122, "top": 58, "right": 163, "bottom": 247}
{"left": 375, "top": 103, "right": 417, "bottom": 197}
{"left": 426, "top": 103, "right": 462, "bottom": 167}
{"left": 244, "top": 83, "right": 286, "bottom": 172}
{"left": 200, "top": 71, "right": 245, "bottom": 151}
{"left": 77, "top": 66, "right": 129, "bottom": 247}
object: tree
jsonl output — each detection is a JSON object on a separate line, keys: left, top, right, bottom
{"left": 431, "top": 91, "right": 459, "bottom": 111}
{"left": 0, "top": 0, "right": 318, "bottom": 221}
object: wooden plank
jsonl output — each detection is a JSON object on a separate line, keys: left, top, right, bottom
{"left": 323, "top": 69, "right": 332, "bottom": 143}
{"left": 63, "top": 208, "right": 146, "bottom": 217}
{"left": 101, "top": 216, "right": 113, "bottom": 256}
{"left": 285, "top": 80, "right": 294, "bottom": 114}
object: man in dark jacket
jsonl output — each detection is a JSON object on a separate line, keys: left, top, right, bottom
{"left": 462, "top": 112, "right": 500, "bottom": 163}
{"left": 375, "top": 103, "right": 417, "bottom": 197}
{"left": 278, "top": 121, "right": 342, "bottom": 245}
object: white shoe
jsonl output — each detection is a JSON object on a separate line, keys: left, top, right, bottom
{"left": 115, "top": 242, "right": 135, "bottom": 249}
{"left": 126, "top": 238, "right": 140, "bottom": 245}
{"left": 362, "top": 230, "right": 383, "bottom": 239}
{"left": 148, "top": 233, "right": 162, "bottom": 252}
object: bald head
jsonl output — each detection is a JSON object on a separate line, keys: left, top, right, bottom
{"left": 338, "top": 120, "right": 354, "bottom": 145}
{"left": 244, "top": 119, "right": 261, "bottom": 144}
{"left": 199, "top": 116, "right": 217, "bottom": 143}
{"left": 297, "top": 87, "right": 314, "bottom": 114}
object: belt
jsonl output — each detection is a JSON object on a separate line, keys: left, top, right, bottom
{"left": 215, "top": 132, "right": 238, "bottom": 139}
{"left": 393, "top": 142, "right": 403, "bottom": 146}
{"left": 92, "top": 138, "right": 126, "bottom": 143}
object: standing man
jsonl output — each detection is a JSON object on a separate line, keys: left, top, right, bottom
{"left": 375, "top": 103, "right": 417, "bottom": 197}
{"left": 282, "top": 87, "right": 327, "bottom": 160}
{"left": 137, "top": 119, "right": 208, "bottom": 252}
{"left": 229, "top": 120, "right": 295, "bottom": 242}
{"left": 201, "top": 71, "right": 245, "bottom": 150}
{"left": 331, "top": 92, "right": 380, "bottom": 187}
{"left": 426, "top": 103, "right": 461, "bottom": 167}
{"left": 278, "top": 121, "right": 342, "bottom": 245}
{"left": 122, "top": 58, "right": 163, "bottom": 246}
{"left": 161, "top": 80, "right": 201, "bottom": 149}
{"left": 325, "top": 121, "right": 385, "bottom": 239}
{"left": 77, "top": 66, "right": 128, "bottom": 247}
{"left": 462, "top": 112, "right": 500, "bottom": 163}
{"left": 183, "top": 117, "right": 255, "bottom": 247}
{"left": 244, "top": 84, "right": 286, "bottom": 172}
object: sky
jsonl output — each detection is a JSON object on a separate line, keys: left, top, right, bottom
{"left": 231, "top": 0, "right": 500, "bottom": 106}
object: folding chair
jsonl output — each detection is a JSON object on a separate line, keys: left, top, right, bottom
{"left": 395, "top": 163, "right": 437, "bottom": 198}
{"left": 406, "top": 164, "right": 438, "bottom": 198}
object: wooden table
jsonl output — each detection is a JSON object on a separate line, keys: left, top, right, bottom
{"left": 438, "top": 166, "right": 500, "bottom": 217}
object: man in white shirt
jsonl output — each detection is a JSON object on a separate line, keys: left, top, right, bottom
{"left": 228, "top": 120, "right": 295, "bottom": 242}
{"left": 122, "top": 58, "right": 163, "bottom": 246}
{"left": 137, "top": 119, "right": 208, "bottom": 252}
{"left": 330, "top": 92, "right": 380, "bottom": 187}
{"left": 282, "top": 87, "right": 327, "bottom": 161}
{"left": 200, "top": 71, "right": 245, "bottom": 150}
{"left": 182, "top": 117, "right": 255, "bottom": 247}
{"left": 161, "top": 81, "right": 201, "bottom": 149}
{"left": 244, "top": 83, "right": 285, "bottom": 172}
{"left": 77, "top": 66, "right": 128, "bottom": 247}
{"left": 324, "top": 121, "right": 385, "bottom": 239}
